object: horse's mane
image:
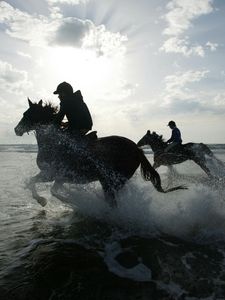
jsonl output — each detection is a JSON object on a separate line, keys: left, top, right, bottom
{"left": 44, "top": 102, "right": 58, "bottom": 114}
{"left": 151, "top": 131, "right": 165, "bottom": 143}
{"left": 34, "top": 101, "right": 58, "bottom": 115}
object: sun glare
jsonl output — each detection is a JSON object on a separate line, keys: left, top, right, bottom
{"left": 45, "top": 46, "right": 124, "bottom": 99}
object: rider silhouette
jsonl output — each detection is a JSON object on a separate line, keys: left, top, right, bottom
{"left": 53, "top": 81, "right": 93, "bottom": 136}
{"left": 165, "top": 120, "right": 182, "bottom": 152}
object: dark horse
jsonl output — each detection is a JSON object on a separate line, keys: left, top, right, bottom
{"left": 14, "top": 100, "right": 185, "bottom": 207}
{"left": 137, "top": 130, "right": 220, "bottom": 177}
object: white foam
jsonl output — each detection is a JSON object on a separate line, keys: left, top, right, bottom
{"left": 2, "top": 150, "right": 225, "bottom": 288}
{"left": 47, "top": 170, "right": 225, "bottom": 244}
{"left": 6, "top": 150, "right": 225, "bottom": 244}
{"left": 140, "top": 176, "right": 225, "bottom": 242}
{"left": 103, "top": 241, "right": 152, "bottom": 282}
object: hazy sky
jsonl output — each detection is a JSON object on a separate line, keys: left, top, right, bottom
{"left": 0, "top": 0, "right": 225, "bottom": 144}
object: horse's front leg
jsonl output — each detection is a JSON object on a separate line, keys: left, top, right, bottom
{"left": 50, "top": 180, "right": 71, "bottom": 203}
{"left": 27, "top": 172, "right": 50, "bottom": 207}
{"left": 51, "top": 180, "right": 61, "bottom": 196}
{"left": 51, "top": 180, "right": 64, "bottom": 199}
{"left": 152, "top": 154, "right": 161, "bottom": 169}
{"left": 99, "top": 175, "right": 126, "bottom": 208}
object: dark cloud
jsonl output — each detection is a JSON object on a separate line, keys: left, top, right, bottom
{"left": 50, "top": 17, "right": 91, "bottom": 47}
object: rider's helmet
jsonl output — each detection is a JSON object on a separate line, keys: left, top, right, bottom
{"left": 53, "top": 82, "right": 73, "bottom": 95}
{"left": 167, "top": 120, "right": 176, "bottom": 127}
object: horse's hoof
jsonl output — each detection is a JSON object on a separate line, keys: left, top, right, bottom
{"left": 37, "top": 197, "right": 47, "bottom": 207}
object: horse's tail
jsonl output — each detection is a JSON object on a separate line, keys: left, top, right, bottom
{"left": 139, "top": 149, "right": 186, "bottom": 193}
{"left": 199, "top": 143, "right": 214, "bottom": 157}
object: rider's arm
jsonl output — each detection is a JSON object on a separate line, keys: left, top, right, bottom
{"left": 166, "top": 129, "right": 175, "bottom": 143}
{"left": 166, "top": 135, "right": 173, "bottom": 143}
{"left": 54, "top": 103, "right": 65, "bottom": 126}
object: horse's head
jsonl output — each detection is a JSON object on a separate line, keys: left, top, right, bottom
{"left": 137, "top": 130, "right": 165, "bottom": 149}
{"left": 14, "top": 98, "right": 57, "bottom": 136}
{"left": 137, "top": 130, "right": 152, "bottom": 147}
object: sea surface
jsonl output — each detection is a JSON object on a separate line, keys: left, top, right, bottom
{"left": 0, "top": 143, "right": 225, "bottom": 299}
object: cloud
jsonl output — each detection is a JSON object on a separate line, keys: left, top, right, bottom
{"left": 163, "top": 0, "right": 213, "bottom": 36}
{"left": 102, "top": 80, "right": 138, "bottom": 102}
{"left": 212, "top": 92, "right": 225, "bottom": 110}
{"left": 51, "top": 18, "right": 92, "bottom": 47}
{"left": 0, "top": 59, "right": 32, "bottom": 94}
{"left": 0, "top": 2, "right": 56, "bottom": 47}
{"left": 164, "top": 69, "right": 209, "bottom": 92}
{"left": 168, "top": 91, "right": 225, "bottom": 115}
{"left": 0, "top": 2, "right": 127, "bottom": 57}
{"left": 160, "top": 0, "right": 215, "bottom": 57}
{"left": 17, "top": 51, "right": 32, "bottom": 59}
{"left": 0, "top": 1, "right": 15, "bottom": 20}
{"left": 160, "top": 36, "right": 205, "bottom": 57}
{"left": 51, "top": 17, "right": 127, "bottom": 57}
{"left": 206, "top": 41, "right": 218, "bottom": 51}
{"left": 161, "top": 69, "right": 209, "bottom": 112}
{"left": 82, "top": 23, "right": 127, "bottom": 57}
{"left": 157, "top": 69, "right": 225, "bottom": 115}
{"left": 47, "top": 0, "right": 89, "bottom": 5}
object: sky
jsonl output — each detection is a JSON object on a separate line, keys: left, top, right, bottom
{"left": 0, "top": 0, "right": 225, "bottom": 144}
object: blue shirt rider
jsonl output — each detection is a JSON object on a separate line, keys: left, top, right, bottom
{"left": 165, "top": 120, "right": 182, "bottom": 152}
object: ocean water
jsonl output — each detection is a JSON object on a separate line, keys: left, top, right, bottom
{"left": 0, "top": 144, "right": 225, "bottom": 299}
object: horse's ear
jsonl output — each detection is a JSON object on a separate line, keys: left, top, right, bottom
{"left": 38, "top": 99, "right": 43, "bottom": 106}
{"left": 28, "top": 98, "right": 33, "bottom": 107}
{"left": 147, "top": 130, "right": 150, "bottom": 135}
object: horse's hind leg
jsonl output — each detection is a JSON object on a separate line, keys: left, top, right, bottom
{"left": 100, "top": 177, "right": 126, "bottom": 208}
{"left": 193, "top": 158, "right": 212, "bottom": 178}
{"left": 101, "top": 182, "right": 117, "bottom": 208}
{"left": 166, "top": 165, "right": 177, "bottom": 187}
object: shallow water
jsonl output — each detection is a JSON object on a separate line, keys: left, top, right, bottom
{"left": 0, "top": 145, "right": 225, "bottom": 299}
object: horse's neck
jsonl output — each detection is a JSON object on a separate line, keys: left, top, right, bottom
{"left": 35, "top": 126, "right": 57, "bottom": 151}
{"left": 150, "top": 140, "right": 166, "bottom": 154}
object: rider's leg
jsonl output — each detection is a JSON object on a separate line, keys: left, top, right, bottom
{"left": 164, "top": 142, "right": 178, "bottom": 153}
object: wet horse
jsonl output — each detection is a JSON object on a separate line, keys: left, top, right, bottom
{"left": 14, "top": 100, "right": 185, "bottom": 207}
{"left": 137, "top": 130, "right": 220, "bottom": 177}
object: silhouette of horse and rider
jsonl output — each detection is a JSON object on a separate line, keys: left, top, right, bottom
{"left": 15, "top": 82, "right": 187, "bottom": 207}
{"left": 137, "top": 123, "right": 222, "bottom": 177}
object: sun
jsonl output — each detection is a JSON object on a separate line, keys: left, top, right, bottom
{"left": 44, "top": 46, "right": 124, "bottom": 100}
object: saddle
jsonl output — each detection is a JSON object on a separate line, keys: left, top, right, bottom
{"left": 85, "top": 131, "right": 98, "bottom": 141}
{"left": 84, "top": 131, "right": 98, "bottom": 145}
{"left": 70, "top": 130, "right": 98, "bottom": 146}
{"left": 156, "top": 144, "right": 185, "bottom": 160}
{"left": 168, "top": 144, "right": 183, "bottom": 154}
{"left": 58, "top": 125, "right": 98, "bottom": 149}
{"left": 164, "top": 144, "right": 191, "bottom": 158}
